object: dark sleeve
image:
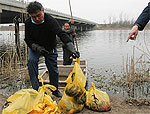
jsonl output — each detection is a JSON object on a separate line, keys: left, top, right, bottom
{"left": 24, "top": 21, "right": 34, "bottom": 48}
{"left": 68, "top": 21, "right": 75, "bottom": 32}
{"left": 50, "top": 18, "right": 72, "bottom": 44}
{"left": 134, "top": 4, "right": 150, "bottom": 31}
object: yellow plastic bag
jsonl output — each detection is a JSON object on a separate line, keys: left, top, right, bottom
{"left": 58, "top": 92, "right": 84, "bottom": 114}
{"left": 29, "top": 94, "right": 61, "bottom": 114}
{"left": 58, "top": 59, "right": 86, "bottom": 113}
{"left": 2, "top": 89, "right": 38, "bottom": 114}
{"left": 85, "top": 82, "right": 111, "bottom": 112}
{"left": 65, "top": 59, "right": 86, "bottom": 104}
{"left": 2, "top": 76, "right": 61, "bottom": 114}
{"left": 65, "top": 59, "right": 86, "bottom": 87}
{"left": 28, "top": 76, "right": 61, "bottom": 114}
{"left": 65, "top": 61, "right": 86, "bottom": 95}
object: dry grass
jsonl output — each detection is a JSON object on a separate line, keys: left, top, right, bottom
{"left": 0, "top": 44, "right": 29, "bottom": 82}
{"left": 91, "top": 45, "right": 150, "bottom": 105}
{"left": 123, "top": 46, "right": 150, "bottom": 100}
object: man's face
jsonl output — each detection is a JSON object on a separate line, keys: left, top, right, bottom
{"left": 64, "top": 23, "right": 70, "bottom": 30}
{"left": 30, "top": 9, "right": 44, "bottom": 24}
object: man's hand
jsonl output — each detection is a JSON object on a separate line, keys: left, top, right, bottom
{"left": 37, "top": 46, "right": 49, "bottom": 56}
{"left": 65, "top": 42, "right": 80, "bottom": 59}
{"left": 31, "top": 43, "right": 49, "bottom": 56}
{"left": 71, "top": 19, "right": 74, "bottom": 24}
{"left": 127, "top": 25, "right": 138, "bottom": 42}
{"left": 72, "top": 51, "right": 80, "bottom": 59}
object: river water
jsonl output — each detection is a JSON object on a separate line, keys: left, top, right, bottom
{"left": 0, "top": 29, "right": 150, "bottom": 97}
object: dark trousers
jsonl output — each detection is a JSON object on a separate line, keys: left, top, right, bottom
{"left": 27, "top": 48, "right": 59, "bottom": 91}
{"left": 63, "top": 46, "right": 73, "bottom": 65}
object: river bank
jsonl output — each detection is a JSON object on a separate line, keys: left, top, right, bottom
{"left": 1, "top": 28, "right": 150, "bottom": 114}
{"left": 1, "top": 94, "right": 150, "bottom": 114}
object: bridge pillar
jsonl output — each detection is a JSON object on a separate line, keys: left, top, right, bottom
{"left": 0, "top": 14, "right": 1, "bottom": 23}
{"left": 88, "top": 26, "right": 91, "bottom": 31}
{"left": 82, "top": 26, "right": 86, "bottom": 31}
{"left": 86, "top": 26, "right": 88, "bottom": 31}
{"left": 76, "top": 26, "right": 79, "bottom": 31}
{"left": 80, "top": 26, "right": 83, "bottom": 31}
{"left": 0, "top": 9, "right": 2, "bottom": 23}
{"left": 89, "top": 26, "right": 92, "bottom": 31}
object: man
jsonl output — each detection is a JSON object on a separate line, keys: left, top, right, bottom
{"left": 127, "top": 2, "right": 150, "bottom": 42}
{"left": 62, "top": 19, "right": 77, "bottom": 65}
{"left": 24, "top": 1, "right": 79, "bottom": 97}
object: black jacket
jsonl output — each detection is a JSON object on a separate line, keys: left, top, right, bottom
{"left": 25, "top": 13, "right": 71, "bottom": 51}
{"left": 134, "top": 2, "right": 150, "bottom": 31}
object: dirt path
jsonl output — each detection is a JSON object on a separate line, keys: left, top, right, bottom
{"left": 0, "top": 95, "right": 7, "bottom": 114}
{"left": 1, "top": 94, "right": 150, "bottom": 114}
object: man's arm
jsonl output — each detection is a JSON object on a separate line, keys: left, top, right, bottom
{"left": 50, "top": 17, "right": 79, "bottom": 58}
{"left": 134, "top": 4, "right": 150, "bottom": 31}
{"left": 24, "top": 21, "right": 34, "bottom": 48}
{"left": 127, "top": 3, "right": 150, "bottom": 42}
{"left": 50, "top": 18, "right": 72, "bottom": 44}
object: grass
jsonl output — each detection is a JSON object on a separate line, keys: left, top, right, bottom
{"left": 0, "top": 43, "right": 29, "bottom": 82}
{"left": 91, "top": 45, "right": 150, "bottom": 105}
{"left": 124, "top": 46, "right": 150, "bottom": 99}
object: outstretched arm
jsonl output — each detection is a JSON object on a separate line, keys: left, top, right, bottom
{"left": 127, "top": 25, "right": 138, "bottom": 42}
{"left": 127, "top": 3, "right": 150, "bottom": 42}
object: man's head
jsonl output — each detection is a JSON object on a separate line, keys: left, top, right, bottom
{"left": 64, "top": 23, "right": 70, "bottom": 30}
{"left": 27, "top": 1, "right": 44, "bottom": 24}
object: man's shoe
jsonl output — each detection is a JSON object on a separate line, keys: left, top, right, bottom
{"left": 52, "top": 90, "right": 62, "bottom": 97}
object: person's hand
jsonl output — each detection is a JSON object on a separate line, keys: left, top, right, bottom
{"left": 72, "top": 51, "right": 80, "bottom": 59}
{"left": 71, "top": 19, "right": 74, "bottom": 24}
{"left": 73, "top": 32, "right": 76, "bottom": 38}
{"left": 65, "top": 42, "right": 80, "bottom": 59}
{"left": 127, "top": 25, "right": 138, "bottom": 42}
{"left": 37, "top": 46, "right": 49, "bottom": 56}
{"left": 31, "top": 43, "right": 49, "bottom": 56}
{"left": 74, "top": 33, "right": 76, "bottom": 37}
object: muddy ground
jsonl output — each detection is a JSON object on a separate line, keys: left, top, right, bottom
{"left": 1, "top": 94, "right": 150, "bottom": 114}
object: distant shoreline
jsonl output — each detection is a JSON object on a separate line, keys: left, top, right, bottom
{"left": 1, "top": 25, "right": 150, "bottom": 31}
{"left": 97, "top": 28, "right": 131, "bottom": 30}
{"left": 0, "top": 26, "right": 25, "bottom": 31}
{"left": 97, "top": 27, "right": 150, "bottom": 30}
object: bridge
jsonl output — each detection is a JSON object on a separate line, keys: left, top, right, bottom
{"left": 0, "top": 0, "right": 97, "bottom": 31}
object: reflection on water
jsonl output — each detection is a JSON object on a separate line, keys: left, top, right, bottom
{"left": 78, "top": 30, "right": 150, "bottom": 69}
{"left": 0, "top": 30, "right": 150, "bottom": 97}
{"left": 77, "top": 30, "right": 150, "bottom": 97}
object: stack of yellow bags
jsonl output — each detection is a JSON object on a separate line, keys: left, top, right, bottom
{"left": 2, "top": 76, "right": 61, "bottom": 114}
{"left": 58, "top": 59, "right": 111, "bottom": 113}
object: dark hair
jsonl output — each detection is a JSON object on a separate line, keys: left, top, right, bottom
{"left": 27, "top": 1, "right": 43, "bottom": 14}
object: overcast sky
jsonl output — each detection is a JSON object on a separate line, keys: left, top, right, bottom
{"left": 27, "top": 0, "right": 149, "bottom": 24}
